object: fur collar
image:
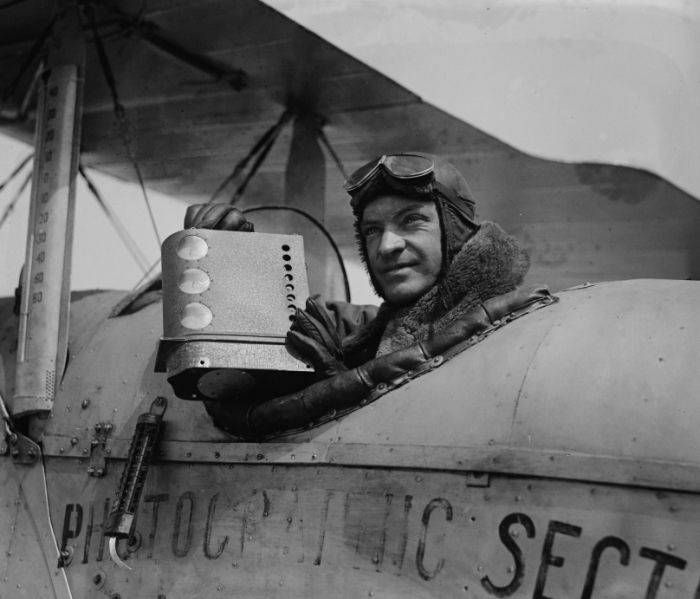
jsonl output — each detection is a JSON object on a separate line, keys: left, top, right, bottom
{"left": 342, "top": 222, "right": 529, "bottom": 360}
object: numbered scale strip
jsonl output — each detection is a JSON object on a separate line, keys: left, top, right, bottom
{"left": 14, "top": 64, "right": 82, "bottom": 418}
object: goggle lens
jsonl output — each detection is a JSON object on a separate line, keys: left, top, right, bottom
{"left": 343, "top": 153, "right": 434, "bottom": 192}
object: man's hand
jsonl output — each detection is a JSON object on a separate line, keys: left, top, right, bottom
{"left": 184, "top": 204, "right": 254, "bottom": 231}
{"left": 286, "top": 295, "right": 347, "bottom": 378}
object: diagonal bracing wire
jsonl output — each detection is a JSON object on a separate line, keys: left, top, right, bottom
{"left": 229, "top": 111, "right": 292, "bottom": 205}
{"left": 208, "top": 109, "right": 291, "bottom": 205}
{"left": 0, "top": 162, "right": 33, "bottom": 231}
{"left": 316, "top": 125, "right": 348, "bottom": 181}
{"left": 79, "top": 164, "right": 151, "bottom": 274}
{"left": 129, "top": 257, "right": 161, "bottom": 292}
{"left": 0, "top": 152, "right": 32, "bottom": 193}
{"left": 83, "top": 1, "right": 162, "bottom": 248}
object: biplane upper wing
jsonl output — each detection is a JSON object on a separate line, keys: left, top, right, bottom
{"left": 0, "top": 0, "right": 698, "bottom": 292}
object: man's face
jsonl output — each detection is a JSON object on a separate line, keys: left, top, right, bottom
{"left": 360, "top": 194, "right": 442, "bottom": 305}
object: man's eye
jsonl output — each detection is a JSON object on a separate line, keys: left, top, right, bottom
{"left": 362, "top": 226, "right": 380, "bottom": 237}
{"left": 403, "top": 213, "right": 425, "bottom": 225}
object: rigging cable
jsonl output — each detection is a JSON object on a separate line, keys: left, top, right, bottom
{"left": 0, "top": 168, "right": 32, "bottom": 231}
{"left": 83, "top": 1, "right": 162, "bottom": 247}
{"left": 0, "top": 152, "right": 32, "bottom": 193}
{"left": 209, "top": 109, "right": 291, "bottom": 204}
{"left": 243, "top": 204, "right": 351, "bottom": 302}
{"left": 230, "top": 112, "right": 290, "bottom": 204}
{"left": 39, "top": 451, "right": 75, "bottom": 599}
{"left": 316, "top": 124, "right": 348, "bottom": 180}
{"left": 79, "top": 164, "right": 151, "bottom": 274}
{"left": 17, "top": 60, "right": 45, "bottom": 120}
{"left": 129, "top": 257, "right": 161, "bottom": 292}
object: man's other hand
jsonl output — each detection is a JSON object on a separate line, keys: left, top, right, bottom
{"left": 184, "top": 204, "right": 254, "bottom": 231}
{"left": 287, "top": 295, "right": 347, "bottom": 379}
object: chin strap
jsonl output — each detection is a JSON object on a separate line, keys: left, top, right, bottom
{"left": 207, "top": 285, "right": 557, "bottom": 440}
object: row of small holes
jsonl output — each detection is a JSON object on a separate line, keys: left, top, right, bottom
{"left": 282, "top": 244, "right": 296, "bottom": 320}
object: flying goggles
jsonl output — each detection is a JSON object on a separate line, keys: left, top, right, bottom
{"left": 344, "top": 153, "right": 476, "bottom": 226}
{"left": 343, "top": 153, "right": 435, "bottom": 195}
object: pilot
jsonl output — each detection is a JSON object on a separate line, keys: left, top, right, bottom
{"left": 185, "top": 152, "right": 535, "bottom": 378}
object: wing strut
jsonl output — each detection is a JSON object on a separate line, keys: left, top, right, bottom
{"left": 12, "top": 3, "right": 84, "bottom": 421}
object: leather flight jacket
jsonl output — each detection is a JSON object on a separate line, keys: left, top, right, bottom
{"left": 206, "top": 285, "right": 557, "bottom": 440}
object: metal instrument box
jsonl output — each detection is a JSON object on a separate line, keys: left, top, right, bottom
{"left": 156, "top": 229, "right": 313, "bottom": 398}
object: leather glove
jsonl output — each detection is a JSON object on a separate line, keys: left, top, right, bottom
{"left": 184, "top": 203, "right": 254, "bottom": 231}
{"left": 286, "top": 295, "right": 347, "bottom": 378}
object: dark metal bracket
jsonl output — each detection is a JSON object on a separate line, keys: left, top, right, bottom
{"left": 88, "top": 422, "right": 113, "bottom": 477}
{"left": 1, "top": 388, "right": 40, "bottom": 465}
{"left": 9, "top": 431, "right": 41, "bottom": 465}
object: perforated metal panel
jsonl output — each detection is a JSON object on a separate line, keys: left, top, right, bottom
{"left": 157, "top": 229, "right": 311, "bottom": 374}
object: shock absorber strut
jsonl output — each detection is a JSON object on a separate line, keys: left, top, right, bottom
{"left": 104, "top": 396, "right": 167, "bottom": 569}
